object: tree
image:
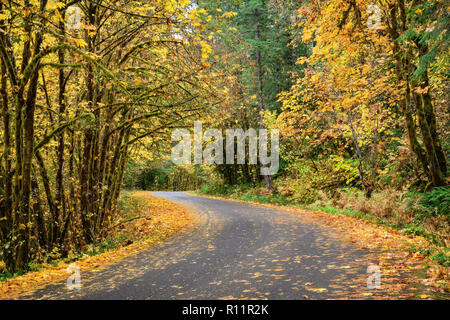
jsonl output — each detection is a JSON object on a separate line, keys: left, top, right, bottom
{"left": 0, "top": 0, "right": 218, "bottom": 271}
{"left": 277, "top": 0, "right": 448, "bottom": 195}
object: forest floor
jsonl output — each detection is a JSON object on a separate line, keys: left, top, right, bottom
{"left": 2, "top": 192, "right": 448, "bottom": 300}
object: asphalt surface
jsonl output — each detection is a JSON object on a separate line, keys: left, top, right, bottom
{"left": 18, "top": 192, "right": 393, "bottom": 300}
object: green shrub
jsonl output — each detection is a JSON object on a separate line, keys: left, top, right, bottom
{"left": 418, "top": 187, "right": 449, "bottom": 219}
{"left": 201, "top": 184, "right": 211, "bottom": 193}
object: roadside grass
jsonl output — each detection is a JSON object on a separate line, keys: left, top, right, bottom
{"left": 0, "top": 192, "right": 196, "bottom": 298}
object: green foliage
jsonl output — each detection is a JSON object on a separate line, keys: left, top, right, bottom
{"left": 236, "top": 192, "right": 291, "bottom": 205}
{"left": 0, "top": 270, "right": 13, "bottom": 281}
{"left": 431, "top": 250, "right": 450, "bottom": 267}
{"left": 418, "top": 187, "right": 450, "bottom": 219}
{"left": 201, "top": 184, "right": 211, "bottom": 194}
{"left": 124, "top": 161, "right": 212, "bottom": 191}
{"left": 330, "top": 156, "right": 359, "bottom": 185}
{"left": 200, "top": 0, "right": 306, "bottom": 112}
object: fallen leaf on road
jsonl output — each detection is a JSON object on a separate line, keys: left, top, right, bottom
{"left": 308, "top": 288, "right": 328, "bottom": 293}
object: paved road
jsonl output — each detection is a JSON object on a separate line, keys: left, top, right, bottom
{"left": 19, "top": 192, "right": 397, "bottom": 300}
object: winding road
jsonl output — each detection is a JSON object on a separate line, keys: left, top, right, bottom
{"left": 19, "top": 192, "right": 408, "bottom": 300}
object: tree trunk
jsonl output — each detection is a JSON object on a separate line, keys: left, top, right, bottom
{"left": 254, "top": 7, "right": 273, "bottom": 192}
